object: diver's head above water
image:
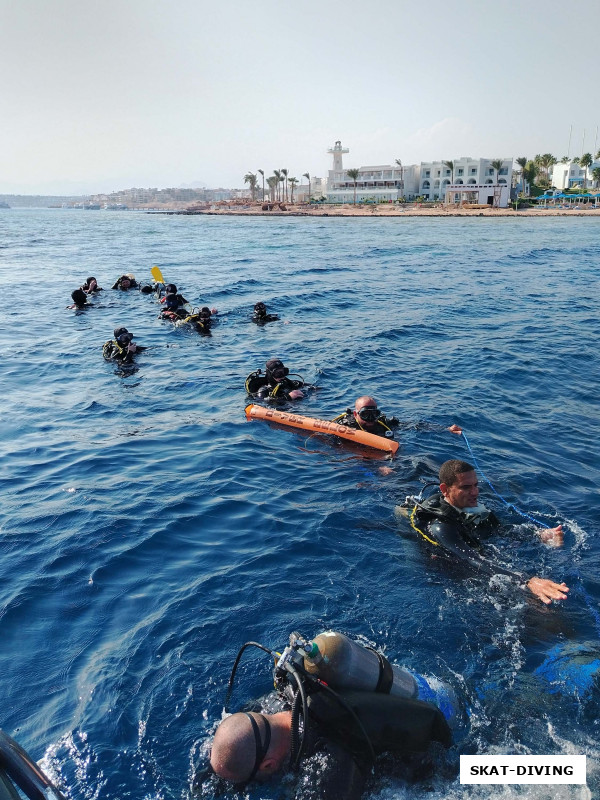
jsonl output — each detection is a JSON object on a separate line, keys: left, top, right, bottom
{"left": 210, "top": 711, "right": 291, "bottom": 785}
{"left": 353, "top": 396, "right": 381, "bottom": 430}
{"left": 439, "top": 459, "right": 479, "bottom": 509}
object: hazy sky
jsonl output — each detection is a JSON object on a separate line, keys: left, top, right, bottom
{"left": 2, "top": 0, "right": 599, "bottom": 194}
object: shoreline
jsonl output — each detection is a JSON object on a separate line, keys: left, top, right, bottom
{"left": 175, "top": 205, "right": 600, "bottom": 218}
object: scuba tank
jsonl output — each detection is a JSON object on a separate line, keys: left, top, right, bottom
{"left": 303, "top": 631, "right": 417, "bottom": 698}
{"left": 301, "top": 631, "right": 460, "bottom": 725}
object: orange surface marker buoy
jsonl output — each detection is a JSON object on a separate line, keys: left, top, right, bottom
{"left": 245, "top": 404, "right": 399, "bottom": 454}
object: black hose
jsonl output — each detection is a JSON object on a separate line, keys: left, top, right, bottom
{"left": 286, "top": 666, "right": 308, "bottom": 771}
{"left": 224, "top": 641, "right": 275, "bottom": 712}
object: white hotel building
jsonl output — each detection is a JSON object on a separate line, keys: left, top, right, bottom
{"left": 325, "top": 143, "right": 513, "bottom": 207}
{"left": 419, "top": 157, "right": 512, "bottom": 206}
{"left": 326, "top": 141, "right": 420, "bottom": 203}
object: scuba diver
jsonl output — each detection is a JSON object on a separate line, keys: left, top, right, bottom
{"left": 332, "top": 396, "right": 400, "bottom": 439}
{"left": 68, "top": 288, "right": 89, "bottom": 309}
{"left": 245, "top": 359, "right": 306, "bottom": 401}
{"left": 206, "top": 630, "right": 456, "bottom": 799}
{"left": 159, "top": 293, "right": 189, "bottom": 322}
{"left": 111, "top": 275, "right": 139, "bottom": 290}
{"left": 184, "top": 306, "right": 214, "bottom": 334}
{"left": 252, "top": 301, "right": 279, "bottom": 324}
{"left": 159, "top": 283, "right": 188, "bottom": 306}
{"left": 102, "top": 327, "right": 145, "bottom": 363}
{"left": 80, "top": 276, "right": 102, "bottom": 294}
{"left": 405, "top": 459, "right": 568, "bottom": 605}
{"left": 333, "top": 397, "right": 463, "bottom": 441}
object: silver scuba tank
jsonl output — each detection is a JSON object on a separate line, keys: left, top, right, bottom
{"left": 301, "top": 631, "right": 460, "bottom": 725}
{"left": 302, "top": 630, "right": 418, "bottom": 699}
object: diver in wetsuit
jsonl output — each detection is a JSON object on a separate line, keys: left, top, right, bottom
{"left": 80, "top": 277, "right": 102, "bottom": 294}
{"left": 332, "top": 396, "right": 400, "bottom": 439}
{"left": 159, "top": 283, "right": 188, "bottom": 306}
{"left": 208, "top": 632, "right": 453, "bottom": 800}
{"left": 102, "top": 327, "right": 146, "bottom": 363}
{"left": 252, "top": 301, "right": 279, "bottom": 324}
{"left": 409, "top": 459, "right": 568, "bottom": 605}
{"left": 112, "top": 275, "right": 139, "bottom": 290}
{"left": 159, "top": 293, "right": 189, "bottom": 321}
{"left": 69, "top": 289, "right": 89, "bottom": 309}
{"left": 185, "top": 306, "right": 213, "bottom": 334}
{"left": 245, "top": 359, "right": 306, "bottom": 401}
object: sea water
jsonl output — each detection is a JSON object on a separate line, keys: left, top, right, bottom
{"left": 0, "top": 209, "right": 599, "bottom": 799}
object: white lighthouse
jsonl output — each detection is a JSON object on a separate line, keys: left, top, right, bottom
{"left": 328, "top": 140, "right": 349, "bottom": 172}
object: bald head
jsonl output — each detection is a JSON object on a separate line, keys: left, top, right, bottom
{"left": 210, "top": 712, "right": 259, "bottom": 782}
{"left": 355, "top": 395, "right": 377, "bottom": 412}
{"left": 210, "top": 710, "right": 291, "bottom": 784}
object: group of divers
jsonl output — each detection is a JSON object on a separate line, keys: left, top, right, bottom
{"left": 4, "top": 273, "right": 584, "bottom": 800}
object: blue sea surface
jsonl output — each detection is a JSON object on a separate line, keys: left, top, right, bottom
{"left": 0, "top": 209, "right": 599, "bottom": 799}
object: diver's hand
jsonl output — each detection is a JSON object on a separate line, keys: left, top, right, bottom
{"left": 447, "top": 424, "right": 462, "bottom": 435}
{"left": 539, "top": 524, "right": 563, "bottom": 547}
{"left": 526, "top": 577, "right": 569, "bottom": 604}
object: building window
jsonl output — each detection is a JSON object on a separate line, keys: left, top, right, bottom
{"left": 499, "top": 167, "right": 508, "bottom": 175}
{"left": 468, "top": 179, "right": 476, "bottom": 184}
{"left": 470, "top": 168, "right": 477, "bottom": 174}
{"left": 423, "top": 181, "right": 430, "bottom": 189}
{"left": 425, "top": 170, "right": 430, "bottom": 177}
{"left": 457, "top": 168, "right": 464, "bottom": 176}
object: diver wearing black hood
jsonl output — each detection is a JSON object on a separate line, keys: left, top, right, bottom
{"left": 252, "top": 302, "right": 279, "bottom": 324}
{"left": 69, "top": 289, "right": 89, "bottom": 309}
{"left": 159, "top": 284, "right": 188, "bottom": 306}
{"left": 245, "top": 359, "right": 306, "bottom": 400}
{"left": 80, "top": 277, "right": 102, "bottom": 294}
{"left": 103, "top": 327, "right": 146, "bottom": 362}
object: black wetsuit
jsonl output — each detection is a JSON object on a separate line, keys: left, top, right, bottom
{"left": 245, "top": 371, "right": 305, "bottom": 400}
{"left": 102, "top": 340, "right": 145, "bottom": 363}
{"left": 333, "top": 411, "right": 400, "bottom": 439}
{"left": 112, "top": 276, "right": 139, "bottom": 290}
{"left": 412, "top": 492, "right": 526, "bottom": 584}
{"left": 297, "top": 689, "right": 451, "bottom": 800}
{"left": 252, "top": 310, "right": 279, "bottom": 324}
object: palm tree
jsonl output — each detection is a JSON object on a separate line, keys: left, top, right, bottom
{"left": 266, "top": 176, "right": 278, "bottom": 202}
{"left": 522, "top": 161, "right": 539, "bottom": 194}
{"left": 395, "top": 158, "right": 404, "bottom": 198}
{"left": 538, "top": 153, "right": 556, "bottom": 181}
{"left": 580, "top": 153, "right": 593, "bottom": 189}
{"left": 303, "top": 172, "right": 311, "bottom": 204}
{"left": 560, "top": 156, "right": 570, "bottom": 164}
{"left": 442, "top": 160, "right": 454, "bottom": 181}
{"left": 244, "top": 172, "right": 258, "bottom": 200}
{"left": 490, "top": 159, "right": 504, "bottom": 183}
{"left": 258, "top": 169, "right": 265, "bottom": 200}
{"left": 346, "top": 168, "right": 360, "bottom": 204}
{"left": 592, "top": 167, "right": 600, "bottom": 189}
{"left": 289, "top": 177, "right": 298, "bottom": 203}
{"left": 273, "top": 170, "right": 282, "bottom": 201}
{"left": 281, "top": 168, "right": 289, "bottom": 202}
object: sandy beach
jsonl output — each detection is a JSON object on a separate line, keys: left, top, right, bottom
{"left": 180, "top": 203, "right": 600, "bottom": 218}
